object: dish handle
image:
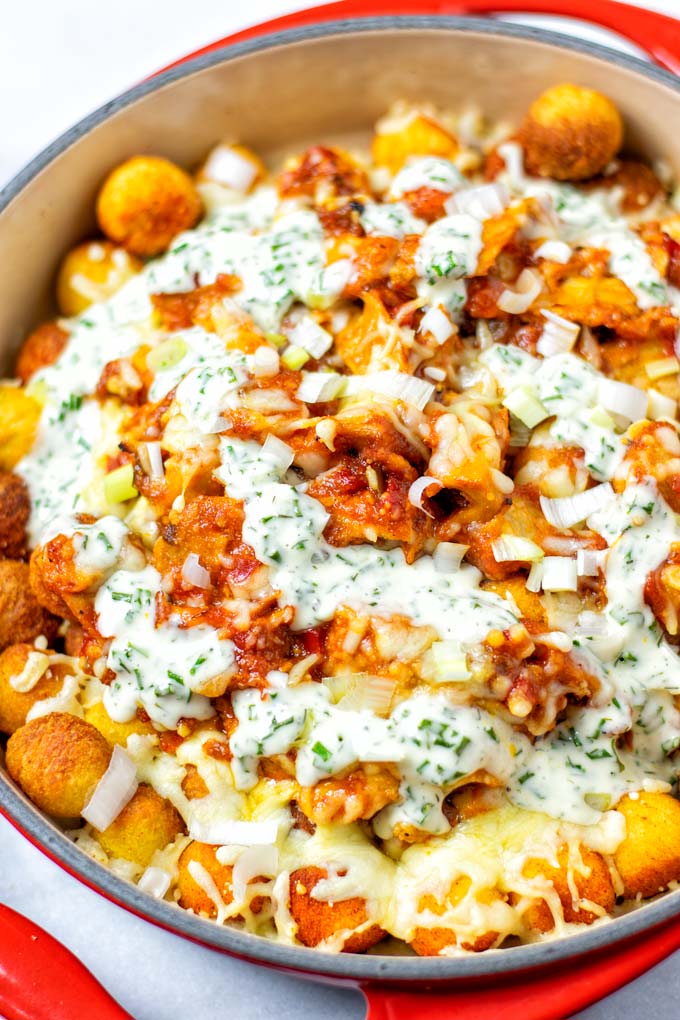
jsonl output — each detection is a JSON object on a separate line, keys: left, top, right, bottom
{"left": 362, "top": 915, "right": 680, "bottom": 1020}
{"left": 0, "top": 903, "right": 132, "bottom": 1020}
{"left": 191, "top": 0, "right": 680, "bottom": 75}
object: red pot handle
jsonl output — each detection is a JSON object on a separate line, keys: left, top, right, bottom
{"left": 0, "top": 903, "right": 132, "bottom": 1020}
{"left": 162, "top": 0, "right": 680, "bottom": 75}
{"left": 363, "top": 914, "right": 680, "bottom": 1020}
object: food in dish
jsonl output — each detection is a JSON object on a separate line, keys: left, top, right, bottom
{"left": 3, "top": 84, "right": 680, "bottom": 954}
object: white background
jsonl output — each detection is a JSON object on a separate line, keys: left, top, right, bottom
{"left": 3, "top": 2, "right": 680, "bottom": 1017}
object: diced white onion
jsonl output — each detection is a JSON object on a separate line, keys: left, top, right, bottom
{"left": 423, "top": 366, "right": 447, "bottom": 382}
{"left": 491, "top": 535, "right": 544, "bottom": 563}
{"left": 232, "top": 845, "right": 279, "bottom": 905}
{"left": 420, "top": 306, "right": 454, "bottom": 346}
{"left": 648, "top": 388, "right": 678, "bottom": 421}
{"left": 344, "top": 371, "right": 435, "bottom": 411}
{"left": 144, "top": 442, "right": 164, "bottom": 480}
{"left": 189, "top": 819, "right": 279, "bottom": 846}
{"left": 433, "top": 542, "right": 469, "bottom": 573}
{"left": 502, "top": 386, "right": 549, "bottom": 428}
{"left": 645, "top": 356, "right": 680, "bottom": 380}
{"left": 597, "top": 378, "right": 648, "bottom": 423}
{"left": 497, "top": 269, "right": 543, "bottom": 314}
{"left": 407, "top": 476, "right": 443, "bottom": 515}
{"left": 262, "top": 433, "right": 294, "bottom": 472}
{"left": 82, "top": 745, "right": 138, "bottom": 831}
{"left": 449, "top": 182, "right": 508, "bottom": 220}
{"left": 427, "top": 640, "right": 471, "bottom": 683}
{"left": 335, "top": 673, "right": 396, "bottom": 715}
{"left": 252, "top": 346, "right": 280, "bottom": 378}
{"left": 203, "top": 145, "right": 258, "bottom": 192}
{"left": 288, "top": 316, "right": 333, "bottom": 359}
{"left": 536, "top": 310, "right": 580, "bottom": 358}
{"left": 498, "top": 142, "right": 524, "bottom": 181}
{"left": 577, "top": 548, "right": 607, "bottom": 576}
{"left": 541, "top": 556, "right": 578, "bottom": 592}
{"left": 138, "top": 866, "right": 172, "bottom": 900}
{"left": 296, "top": 371, "right": 346, "bottom": 403}
{"left": 534, "top": 240, "right": 572, "bottom": 264}
{"left": 540, "top": 483, "right": 614, "bottom": 529}
{"left": 526, "top": 562, "right": 544, "bottom": 592}
{"left": 181, "top": 552, "right": 210, "bottom": 589}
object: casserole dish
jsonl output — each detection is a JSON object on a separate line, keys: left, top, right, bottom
{"left": 3, "top": 2, "right": 680, "bottom": 1017}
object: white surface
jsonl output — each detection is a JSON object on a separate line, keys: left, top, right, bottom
{"left": 3, "top": 1, "right": 680, "bottom": 1017}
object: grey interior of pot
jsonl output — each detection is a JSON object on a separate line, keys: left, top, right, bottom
{"left": 2, "top": 15, "right": 680, "bottom": 980}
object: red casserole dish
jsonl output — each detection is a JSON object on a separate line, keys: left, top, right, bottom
{"left": 3, "top": 3, "right": 680, "bottom": 1018}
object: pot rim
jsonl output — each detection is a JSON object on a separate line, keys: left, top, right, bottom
{"left": 2, "top": 13, "right": 680, "bottom": 982}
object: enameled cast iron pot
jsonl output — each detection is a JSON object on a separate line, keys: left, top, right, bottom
{"left": 3, "top": 3, "right": 680, "bottom": 1017}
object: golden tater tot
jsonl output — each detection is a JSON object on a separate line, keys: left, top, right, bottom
{"left": 96, "top": 156, "right": 202, "bottom": 257}
{"left": 0, "top": 385, "right": 41, "bottom": 470}
{"left": 94, "top": 783, "right": 185, "bottom": 868}
{"left": 0, "top": 644, "right": 66, "bottom": 735}
{"left": 522, "top": 845, "right": 615, "bottom": 932}
{"left": 614, "top": 791, "right": 680, "bottom": 898}
{"left": 519, "top": 84, "right": 623, "bottom": 180}
{"left": 372, "top": 114, "right": 458, "bottom": 174}
{"left": 410, "top": 926, "right": 497, "bottom": 955}
{"left": 289, "top": 865, "right": 385, "bottom": 951}
{"left": 410, "top": 877, "right": 500, "bottom": 955}
{"left": 178, "top": 841, "right": 237, "bottom": 917}
{"left": 14, "top": 321, "right": 69, "bottom": 384}
{"left": 0, "top": 561, "right": 59, "bottom": 650}
{"left": 196, "top": 143, "right": 266, "bottom": 193}
{"left": 83, "top": 699, "right": 155, "bottom": 747}
{"left": 6, "top": 713, "right": 111, "bottom": 819}
{"left": 0, "top": 472, "right": 29, "bottom": 558}
{"left": 297, "top": 764, "right": 400, "bottom": 826}
{"left": 56, "top": 241, "right": 142, "bottom": 316}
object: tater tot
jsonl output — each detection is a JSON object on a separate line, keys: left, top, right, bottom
{"left": 410, "top": 926, "right": 497, "bottom": 955}
{"left": 288, "top": 865, "right": 385, "bottom": 952}
{"left": 178, "top": 841, "right": 237, "bottom": 917}
{"left": 522, "top": 845, "right": 615, "bottom": 931}
{"left": 56, "top": 241, "right": 142, "bottom": 317}
{"left": 0, "top": 472, "right": 29, "bottom": 558}
{"left": 83, "top": 700, "right": 155, "bottom": 747}
{"left": 6, "top": 713, "right": 111, "bottom": 819}
{"left": 372, "top": 114, "right": 458, "bottom": 174}
{"left": 519, "top": 84, "right": 623, "bottom": 181}
{"left": 96, "top": 156, "right": 202, "bottom": 257}
{"left": 14, "top": 321, "right": 69, "bottom": 384}
{"left": 614, "top": 791, "right": 680, "bottom": 898}
{"left": 0, "top": 561, "right": 59, "bottom": 650}
{"left": 0, "top": 644, "right": 66, "bottom": 735}
{"left": 410, "top": 877, "right": 500, "bottom": 955}
{"left": 95, "top": 783, "right": 185, "bottom": 868}
{"left": 0, "top": 385, "right": 42, "bottom": 470}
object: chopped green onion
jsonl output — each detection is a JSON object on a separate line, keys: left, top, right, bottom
{"left": 502, "top": 385, "right": 549, "bottom": 428}
{"left": 104, "top": 464, "right": 139, "bottom": 504}
{"left": 147, "top": 336, "right": 188, "bottom": 372}
{"left": 281, "top": 344, "right": 310, "bottom": 370}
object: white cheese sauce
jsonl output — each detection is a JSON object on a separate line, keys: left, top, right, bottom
{"left": 95, "top": 564, "right": 234, "bottom": 727}
{"left": 499, "top": 142, "right": 669, "bottom": 310}
{"left": 388, "top": 157, "right": 465, "bottom": 199}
